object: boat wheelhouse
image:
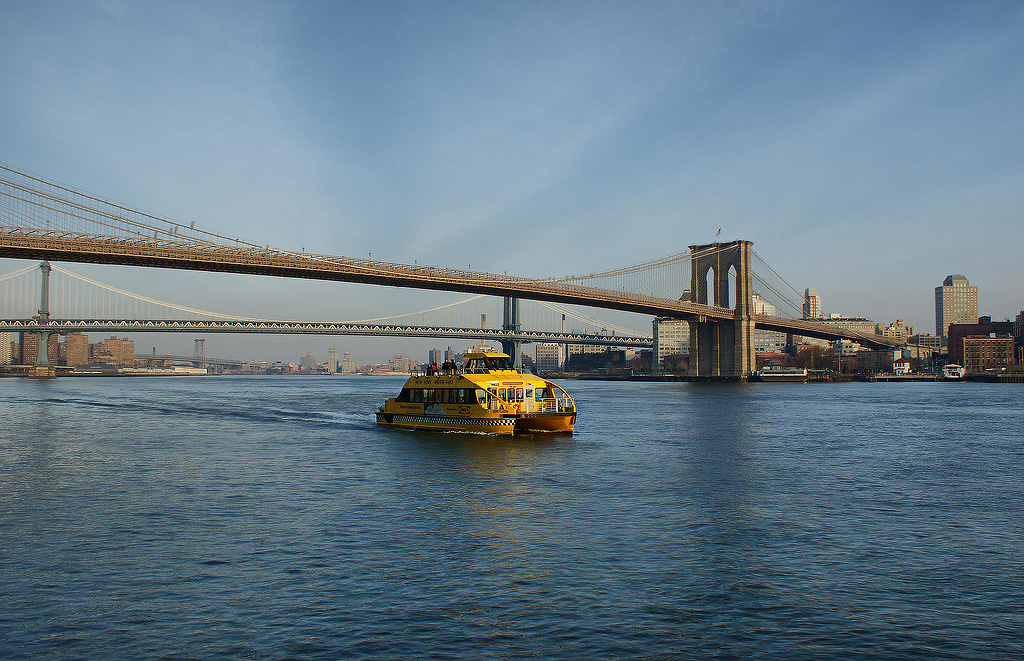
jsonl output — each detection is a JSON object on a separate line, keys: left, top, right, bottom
{"left": 376, "top": 351, "right": 576, "bottom": 435}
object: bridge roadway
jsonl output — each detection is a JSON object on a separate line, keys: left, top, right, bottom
{"left": 0, "top": 228, "right": 900, "bottom": 350}
{"left": 0, "top": 318, "right": 652, "bottom": 347}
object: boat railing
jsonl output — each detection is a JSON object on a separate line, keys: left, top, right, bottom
{"left": 534, "top": 397, "right": 574, "bottom": 413}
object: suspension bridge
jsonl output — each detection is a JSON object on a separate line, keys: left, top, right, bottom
{"left": 0, "top": 163, "right": 900, "bottom": 377}
{"left": 0, "top": 261, "right": 652, "bottom": 345}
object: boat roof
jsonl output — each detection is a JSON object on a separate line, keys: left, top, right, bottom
{"left": 463, "top": 351, "right": 511, "bottom": 359}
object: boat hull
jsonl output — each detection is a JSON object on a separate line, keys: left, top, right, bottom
{"left": 514, "top": 412, "right": 576, "bottom": 433}
{"left": 376, "top": 412, "right": 516, "bottom": 434}
{"left": 375, "top": 411, "right": 575, "bottom": 435}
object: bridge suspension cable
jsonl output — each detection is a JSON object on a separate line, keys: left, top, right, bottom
{"left": 752, "top": 250, "right": 805, "bottom": 301}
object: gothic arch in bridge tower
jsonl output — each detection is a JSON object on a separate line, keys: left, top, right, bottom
{"left": 687, "top": 240, "right": 755, "bottom": 377}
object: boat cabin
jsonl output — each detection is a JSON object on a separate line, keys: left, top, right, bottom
{"left": 463, "top": 352, "right": 516, "bottom": 373}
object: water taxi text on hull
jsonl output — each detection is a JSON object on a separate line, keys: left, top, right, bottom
{"left": 376, "top": 351, "right": 576, "bottom": 435}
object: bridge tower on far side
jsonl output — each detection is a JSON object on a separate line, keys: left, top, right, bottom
{"left": 688, "top": 240, "right": 755, "bottom": 378}
{"left": 501, "top": 297, "right": 522, "bottom": 368}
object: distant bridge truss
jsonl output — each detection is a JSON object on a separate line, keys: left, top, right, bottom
{"left": 0, "top": 262, "right": 651, "bottom": 346}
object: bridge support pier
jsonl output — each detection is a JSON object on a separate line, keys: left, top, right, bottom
{"left": 31, "top": 260, "right": 57, "bottom": 378}
{"left": 688, "top": 241, "right": 755, "bottom": 378}
{"left": 501, "top": 297, "right": 522, "bottom": 368}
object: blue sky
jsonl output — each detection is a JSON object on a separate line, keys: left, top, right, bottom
{"left": 2, "top": 1, "right": 1022, "bottom": 362}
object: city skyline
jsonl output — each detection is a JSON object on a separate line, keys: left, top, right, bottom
{"left": 1, "top": 265, "right": 1013, "bottom": 366}
{"left": 2, "top": 1, "right": 1023, "bottom": 363}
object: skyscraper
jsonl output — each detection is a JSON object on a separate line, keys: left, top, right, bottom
{"left": 0, "top": 332, "right": 11, "bottom": 365}
{"left": 803, "top": 288, "right": 821, "bottom": 319}
{"left": 653, "top": 318, "right": 690, "bottom": 369}
{"left": 935, "top": 274, "right": 977, "bottom": 340}
{"left": 752, "top": 293, "right": 786, "bottom": 352}
{"left": 65, "top": 332, "right": 90, "bottom": 368}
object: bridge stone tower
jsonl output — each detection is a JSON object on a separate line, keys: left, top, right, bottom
{"left": 688, "top": 240, "right": 756, "bottom": 378}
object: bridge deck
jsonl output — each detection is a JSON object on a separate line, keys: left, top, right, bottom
{"left": 0, "top": 228, "right": 900, "bottom": 349}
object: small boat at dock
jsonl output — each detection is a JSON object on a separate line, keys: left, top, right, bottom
{"left": 756, "top": 365, "right": 809, "bottom": 382}
{"left": 942, "top": 364, "right": 966, "bottom": 380}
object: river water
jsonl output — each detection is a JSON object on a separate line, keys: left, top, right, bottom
{"left": 1, "top": 376, "right": 1021, "bottom": 659}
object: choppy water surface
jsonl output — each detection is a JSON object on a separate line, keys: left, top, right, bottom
{"left": 1, "top": 376, "right": 1022, "bottom": 659}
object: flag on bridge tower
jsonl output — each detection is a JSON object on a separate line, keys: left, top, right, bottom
{"left": 716, "top": 228, "right": 721, "bottom": 239}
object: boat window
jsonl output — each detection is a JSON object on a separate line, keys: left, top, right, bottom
{"left": 475, "top": 389, "right": 487, "bottom": 405}
{"left": 515, "top": 388, "right": 524, "bottom": 401}
{"left": 535, "top": 388, "right": 548, "bottom": 400}
{"left": 485, "top": 357, "right": 512, "bottom": 370}
{"left": 396, "top": 388, "right": 411, "bottom": 402}
{"left": 498, "top": 388, "right": 507, "bottom": 401}
{"left": 525, "top": 388, "right": 533, "bottom": 399}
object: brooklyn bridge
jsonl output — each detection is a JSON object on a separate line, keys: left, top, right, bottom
{"left": 0, "top": 164, "right": 899, "bottom": 377}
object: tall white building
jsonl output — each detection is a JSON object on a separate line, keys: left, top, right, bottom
{"left": 935, "top": 274, "right": 977, "bottom": 340}
{"left": 751, "top": 293, "right": 787, "bottom": 353}
{"left": 653, "top": 318, "right": 689, "bottom": 369}
{"left": 341, "top": 352, "right": 357, "bottom": 374}
{"left": 327, "top": 345, "right": 339, "bottom": 373}
{"left": 0, "top": 332, "right": 10, "bottom": 365}
{"left": 803, "top": 288, "right": 822, "bottom": 319}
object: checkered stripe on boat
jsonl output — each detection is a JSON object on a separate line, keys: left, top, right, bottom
{"left": 378, "top": 414, "right": 514, "bottom": 427}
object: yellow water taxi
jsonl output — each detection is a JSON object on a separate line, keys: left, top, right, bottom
{"left": 376, "top": 351, "right": 576, "bottom": 435}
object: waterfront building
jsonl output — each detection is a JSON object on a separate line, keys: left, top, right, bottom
{"left": 947, "top": 317, "right": 1014, "bottom": 366}
{"left": 1015, "top": 311, "right": 1024, "bottom": 364}
{"left": 751, "top": 293, "right": 787, "bottom": 353}
{"left": 300, "top": 353, "right": 316, "bottom": 371}
{"left": 803, "top": 288, "right": 822, "bottom": 319}
{"left": 89, "top": 336, "right": 134, "bottom": 366}
{"left": 65, "top": 332, "right": 89, "bottom": 368}
{"left": 893, "top": 350, "right": 912, "bottom": 375}
{"left": 962, "top": 336, "right": 1015, "bottom": 373}
{"left": 0, "top": 332, "right": 10, "bottom": 365}
{"left": 535, "top": 343, "right": 562, "bottom": 372}
{"left": 327, "top": 346, "right": 339, "bottom": 374}
{"left": 935, "top": 274, "right": 978, "bottom": 340}
{"left": 428, "top": 348, "right": 443, "bottom": 366}
{"left": 653, "top": 318, "right": 689, "bottom": 370}
{"left": 567, "top": 329, "right": 609, "bottom": 363}
{"left": 341, "top": 352, "right": 357, "bottom": 374}
{"left": 17, "top": 331, "right": 59, "bottom": 365}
